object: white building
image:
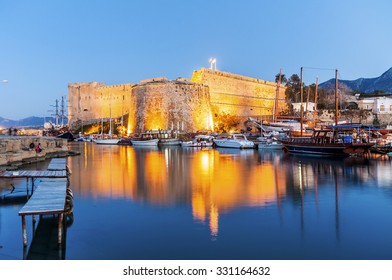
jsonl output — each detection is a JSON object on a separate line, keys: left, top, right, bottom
{"left": 292, "top": 102, "right": 316, "bottom": 112}
{"left": 357, "top": 96, "right": 392, "bottom": 114}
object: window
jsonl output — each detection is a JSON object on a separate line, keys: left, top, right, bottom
{"left": 380, "top": 105, "right": 385, "bottom": 112}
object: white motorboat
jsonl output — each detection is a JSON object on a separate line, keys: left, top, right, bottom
{"left": 181, "top": 135, "right": 214, "bottom": 147}
{"left": 213, "top": 133, "right": 254, "bottom": 149}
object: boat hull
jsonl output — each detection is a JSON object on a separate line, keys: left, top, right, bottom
{"left": 258, "top": 143, "right": 283, "bottom": 150}
{"left": 159, "top": 139, "right": 181, "bottom": 146}
{"left": 181, "top": 142, "right": 213, "bottom": 148}
{"left": 94, "top": 139, "right": 120, "bottom": 145}
{"left": 281, "top": 141, "right": 373, "bottom": 156}
{"left": 213, "top": 139, "right": 254, "bottom": 149}
{"left": 130, "top": 138, "right": 159, "bottom": 146}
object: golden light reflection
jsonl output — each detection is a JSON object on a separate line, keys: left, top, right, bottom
{"left": 69, "top": 146, "right": 287, "bottom": 237}
{"left": 209, "top": 204, "right": 219, "bottom": 237}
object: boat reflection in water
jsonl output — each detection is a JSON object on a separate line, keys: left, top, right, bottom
{"left": 62, "top": 143, "right": 392, "bottom": 259}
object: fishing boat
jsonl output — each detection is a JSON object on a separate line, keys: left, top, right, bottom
{"left": 181, "top": 135, "right": 214, "bottom": 147}
{"left": 213, "top": 133, "right": 254, "bottom": 149}
{"left": 280, "top": 128, "right": 374, "bottom": 156}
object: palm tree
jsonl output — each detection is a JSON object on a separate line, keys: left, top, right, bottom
{"left": 275, "top": 73, "right": 287, "bottom": 84}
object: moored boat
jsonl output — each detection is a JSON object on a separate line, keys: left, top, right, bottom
{"left": 159, "top": 138, "right": 181, "bottom": 146}
{"left": 280, "top": 128, "right": 374, "bottom": 156}
{"left": 130, "top": 137, "right": 159, "bottom": 147}
{"left": 258, "top": 140, "right": 283, "bottom": 150}
{"left": 181, "top": 135, "right": 214, "bottom": 147}
{"left": 213, "top": 133, "right": 254, "bottom": 149}
{"left": 94, "top": 138, "right": 120, "bottom": 145}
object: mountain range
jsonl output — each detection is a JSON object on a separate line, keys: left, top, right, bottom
{"left": 320, "top": 67, "right": 392, "bottom": 93}
{"left": 0, "top": 116, "right": 68, "bottom": 128}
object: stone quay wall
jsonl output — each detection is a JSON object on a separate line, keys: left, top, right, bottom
{"left": 0, "top": 137, "right": 68, "bottom": 168}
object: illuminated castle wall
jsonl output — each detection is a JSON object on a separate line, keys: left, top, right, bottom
{"left": 132, "top": 78, "right": 212, "bottom": 132}
{"left": 68, "top": 68, "right": 286, "bottom": 133}
{"left": 191, "top": 68, "right": 287, "bottom": 120}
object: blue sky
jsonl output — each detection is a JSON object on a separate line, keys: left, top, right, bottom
{"left": 0, "top": 0, "right": 391, "bottom": 119}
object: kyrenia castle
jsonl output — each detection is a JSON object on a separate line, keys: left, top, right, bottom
{"left": 68, "top": 67, "right": 287, "bottom": 135}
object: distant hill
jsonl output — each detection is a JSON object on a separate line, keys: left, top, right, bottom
{"left": 320, "top": 67, "right": 392, "bottom": 94}
{"left": 0, "top": 116, "right": 68, "bottom": 128}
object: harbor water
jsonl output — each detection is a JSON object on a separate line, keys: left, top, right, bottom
{"left": 1, "top": 142, "right": 392, "bottom": 260}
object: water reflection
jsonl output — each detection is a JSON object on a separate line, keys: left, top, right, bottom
{"left": 67, "top": 143, "right": 392, "bottom": 251}
{"left": 68, "top": 144, "right": 288, "bottom": 237}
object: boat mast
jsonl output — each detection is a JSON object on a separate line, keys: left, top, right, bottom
{"left": 273, "top": 68, "right": 282, "bottom": 123}
{"left": 314, "top": 77, "right": 319, "bottom": 112}
{"left": 109, "top": 92, "right": 112, "bottom": 136}
{"left": 300, "top": 67, "right": 304, "bottom": 136}
{"left": 335, "top": 69, "right": 339, "bottom": 125}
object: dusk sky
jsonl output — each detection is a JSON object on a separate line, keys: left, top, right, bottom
{"left": 0, "top": 0, "right": 391, "bottom": 120}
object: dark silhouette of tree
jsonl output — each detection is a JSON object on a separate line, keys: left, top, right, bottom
{"left": 275, "top": 73, "right": 287, "bottom": 84}
{"left": 285, "top": 74, "right": 302, "bottom": 104}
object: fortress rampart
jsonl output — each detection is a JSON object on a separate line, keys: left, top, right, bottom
{"left": 68, "top": 68, "right": 287, "bottom": 134}
{"left": 191, "top": 68, "right": 287, "bottom": 120}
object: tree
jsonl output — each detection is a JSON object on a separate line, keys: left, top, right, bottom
{"left": 275, "top": 73, "right": 287, "bottom": 84}
{"left": 285, "top": 74, "right": 302, "bottom": 104}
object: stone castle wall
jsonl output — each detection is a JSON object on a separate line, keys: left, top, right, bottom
{"left": 191, "top": 68, "right": 287, "bottom": 121}
{"left": 68, "top": 82, "right": 135, "bottom": 131}
{"left": 132, "top": 80, "right": 211, "bottom": 133}
{"left": 68, "top": 68, "right": 288, "bottom": 133}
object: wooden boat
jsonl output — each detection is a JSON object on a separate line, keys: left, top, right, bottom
{"left": 213, "top": 133, "right": 254, "bottom": 149}
{"left": 280, "top": 128, "right": 374, "bottom": 157}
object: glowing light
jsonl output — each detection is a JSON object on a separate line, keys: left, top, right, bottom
{"left": 208, "top": 58, "right": 217, "bottom": 70}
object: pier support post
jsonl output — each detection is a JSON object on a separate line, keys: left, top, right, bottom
{"left": 57, "top": 213, "right": 63, "bottom": 245}
{"left": 21, "top": 215, "right": 27, "bottom": 247}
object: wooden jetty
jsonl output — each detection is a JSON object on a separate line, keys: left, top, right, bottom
{"left": 19, "top": 178, "right": 68, "bottom": 247}
{"left": 0, "top": 169, "right": 67, "bottom": 197}
{"left": 0, "top": 158, "right": 72, "bottom": 248}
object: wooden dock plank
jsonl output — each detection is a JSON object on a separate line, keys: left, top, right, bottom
{"left": 0, "top": 170, "right": 67, "bottom": 179}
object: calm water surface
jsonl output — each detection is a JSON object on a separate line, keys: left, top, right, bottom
{"left": 1, "top": 142, "right": 392, "bottom": 260}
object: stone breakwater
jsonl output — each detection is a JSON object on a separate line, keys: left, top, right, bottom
{"left": 0, "top": 136, "right": 70, "bottom": 169}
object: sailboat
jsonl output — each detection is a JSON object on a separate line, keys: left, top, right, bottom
{"left": 94, "top": 93, "right": 120, "bottom": 145}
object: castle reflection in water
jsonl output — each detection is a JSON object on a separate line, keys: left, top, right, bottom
{"left": 68, "top": 143, "right": 392, "bottom": 239}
